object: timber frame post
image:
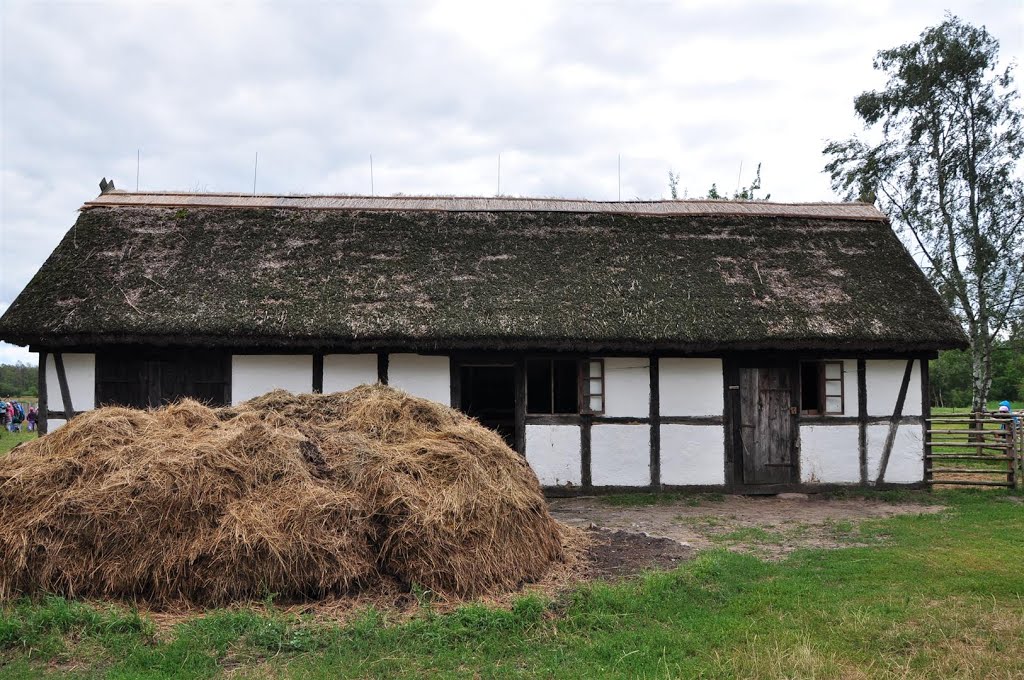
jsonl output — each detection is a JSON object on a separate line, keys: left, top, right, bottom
{"left": 649, "top": 355, "right": 661, "bottom": 489}
{"left": 857, "top": 359, "right": 868, "bottom": 485}
{"left": 37, "top": 351, "right": 48, "bottom": 435}
{"left": 53, "top": 352, "right": 74, "bottom": 422}
{"left": 875, "top": 359, "right": 915, "bottom": 486}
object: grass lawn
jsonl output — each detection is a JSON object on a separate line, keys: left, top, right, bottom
{"left": 0, "top": 429, "right": 35, "bottom": 456}
{"left": 1, "top": 489, "right": 1022, "bottom": 678}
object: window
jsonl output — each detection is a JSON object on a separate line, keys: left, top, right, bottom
{"left": 800, "top": 361, "right": 844, "bottom": 415}
{"left": 97, "top": 349, "right": 229, "bottom": 408}
{"left": 526, "top": 358, "right": 604, "bottom": 415}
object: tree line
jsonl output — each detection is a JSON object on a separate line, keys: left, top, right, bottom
{"left": 0, "top": 363, "right": 37, "bottom": 398}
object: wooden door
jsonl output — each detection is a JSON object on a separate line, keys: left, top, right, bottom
{"left": 739, "top": 366, "right": 797, "bottom": 484}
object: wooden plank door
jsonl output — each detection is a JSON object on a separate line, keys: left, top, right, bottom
{"left": 739, "top": 366, "right": 797, "bottom": 484}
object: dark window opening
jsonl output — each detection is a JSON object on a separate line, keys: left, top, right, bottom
{"left": 800, "top": 362, "right": 821, "bottom": 414}
{"left": 459, "top": 365, "right": 516, "bottom": 447}
{"left": 800, "top": 361, "right": 844, "bottom": 415}
{"left": 526, "top": 358, "right": 604, "bottom": 415}
{"left": 97, "top": 349, "right": 229, "bottom": 408}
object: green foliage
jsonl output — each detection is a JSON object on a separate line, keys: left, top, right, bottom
{"left": 667, "top": 163, "right": 770, "bottom": 200}
{"left": 824, "top": 14, "right": 1024, "bottom": 410}
{"left": 0, "top": 363, "right": 36, "bottom": 398}
{"left": 708, "top": 163, "right": 768, "bottom": 200}
{"left": 932, "top": 337, "right": 1024, "bottom": 407}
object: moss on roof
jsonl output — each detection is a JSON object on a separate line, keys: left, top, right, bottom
{"left": 0, "top": 204, "right": 967, "bottom": 351}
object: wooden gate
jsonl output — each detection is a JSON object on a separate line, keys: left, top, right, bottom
{"left": 739, "top": 366, "right": 798, "bottom": 485}
{"left": 925, "top": 412, "right": 1023, "bottom": 488}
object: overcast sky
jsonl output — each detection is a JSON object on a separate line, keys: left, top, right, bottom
{"left": 1, "top": 0, "right": 1021, "bottom": 364}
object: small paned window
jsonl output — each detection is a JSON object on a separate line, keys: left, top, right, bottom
{"left": 800, "top": 361, "right": 844, "bottom": 415}
{"left": 525, "top": 358, "right": 605, "bottom": 415}
{"left": 581, "top": 359, "right": 605, "bottom": 414}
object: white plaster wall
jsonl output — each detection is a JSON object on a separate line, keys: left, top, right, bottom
{"left": 866, "top": 360, "right": 922, "bottom": 417}
{"left": 525, "top": 424, "right": 581, "bottom": 486}
{"left": 799, "top": 425, "right": 861, "bottom": 484}
{"left": 45, "top": 353, "right": 96, "bottom": 411}
{"left": 388, "top": 354, "right": 451, "bottom": 404}
{"left": 867, "top": 423, "right": 924, "bottom": 483}
{"left": 323, "top": 354, "right": 378, "bottom": 393}
{"left": 600, "top": 358, "right": 650, "bottom": 417}
{"left": 231, "top": 355, "right": 313, "bottom": 404}
{"left": 660, "top": 424, "right": 725, "bottom": 485}
{"left": 659, "top": 358, "right": 723, "bottom": 417}
{"left": 47, "top": 418, "right": 67, "bottom": 431}
{"left": 591, "top": 424, "right": 650, "bottom": 486}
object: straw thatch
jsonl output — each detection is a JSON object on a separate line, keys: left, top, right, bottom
{"left": 0, "top": 385, "right": 563, "bottom": 605}
{"left": 0, "top": 195, "right": 967, "bottom": 352}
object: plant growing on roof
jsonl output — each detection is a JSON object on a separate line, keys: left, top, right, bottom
{"left": 824, "top": 14, "right": 1024, "bottom": 412}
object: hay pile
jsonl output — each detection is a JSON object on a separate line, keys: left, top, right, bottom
{"left": 0, "top": 385, "right": 563, "bottom": 605}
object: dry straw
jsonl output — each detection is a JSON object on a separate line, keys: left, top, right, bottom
{"left": 0, "top": 385, "right": 563, "bottom": 605}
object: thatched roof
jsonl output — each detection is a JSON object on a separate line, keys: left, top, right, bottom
{"left": 0, "top": 192, "right": 967, "bottom": 352}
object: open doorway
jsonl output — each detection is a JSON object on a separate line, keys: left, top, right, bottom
{"left": 459, "top": 365, "right": 516, "bottom": 448}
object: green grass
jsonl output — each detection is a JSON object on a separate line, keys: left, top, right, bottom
{"left": 1, "top": 490, "right": 1022, "bottom": 678}
{"left": 600, "top": 491, "right": 725, "bottom": 507}
{"left": 0, "top": 429, "right": 35, "bottom": 456}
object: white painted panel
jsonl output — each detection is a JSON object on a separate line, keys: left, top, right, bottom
{"left": 388, "top": 354, "right": 450, "bottom": 404}
{"left": 800, "top": 425, "right": 860, "bottom": 484}
{"left": 867, "top": 422, "right": 924, "bottom": 483}
{"left": 601, "top": 358, "right": 649, "bottom": 418}
{"left": 231, "top": 355, "right": 313, "bottom": 404}
{"left": 660, "top": 424, "right": 725, "bottom": 485}
{"left": 47, "top": 418, "right": 67, "bottom": 431}
{"left": 659, "top": 358, "right": 723, "bottom": 417}
{"left": 866, "top": 360, "right": 922, "bottom": 417}
{"left": 323, "top": 354, "right": 378, "bottom": 393}
{"left": 45, "top": 353, "right": 95, "bottom": 411}
{"left": 525, "top": 424, "right": 581, "bottom": 486}
{"left": 591, "top": 424, "right": 650, "bottom": 486}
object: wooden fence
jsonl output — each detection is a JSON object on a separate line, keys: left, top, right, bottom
{"left": 925, "top": 412, "right": 1023, "bottom": 488}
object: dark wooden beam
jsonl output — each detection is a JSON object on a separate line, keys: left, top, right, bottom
{"left": 920, "top": 357, "right": 931, "bottom": 483}
{"left": 377, "top": 352, "right": 389, "bottom": 385}
{"left": 581, "top": 414, "right": 592, "bottom": 489}
{"left": 649, "top": 356, "right": 661, "bottom": 489}
{"left": 449, "top": 358, "right": 460, "bottom": 408}
{"left": 722, "top": 361, "right": 740, "bottom": 488}
{"left": 857, "top": 359, "right": 868, "bottom": 485}
{"left": 53, "top": 352, "right": 74, "bottom": 422}
{"left": 38, "top": 351, "right": 48, "bottom": 435}
{"left": 312, "top": 352, "right": 324, "bottom": 394}
{"left": 514, "top": 357, "right": 526, "bottom": 455}
{"left": 875, "top": 359, "right": 915, "bottom": 485}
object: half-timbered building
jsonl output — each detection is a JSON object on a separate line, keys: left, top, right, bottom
{"left": 0, "top": 190, "right": 968, "bottom": 492}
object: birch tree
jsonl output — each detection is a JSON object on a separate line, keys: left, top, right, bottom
{"left": 824, "top": 16, "right": 1024, "bottom": 411}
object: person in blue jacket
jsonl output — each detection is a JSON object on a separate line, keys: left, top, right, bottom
{"left": 998, "top": 400, "right": 1020, "bottom": 429}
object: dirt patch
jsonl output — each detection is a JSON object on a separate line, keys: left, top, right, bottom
{"left": 550, "top": 494, "right": 944, "bottom": 560}
{"left": 583, "top": 529, "right": 694, "bottom": 579}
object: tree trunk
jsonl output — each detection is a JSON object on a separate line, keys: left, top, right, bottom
{"left": 970, "top": 333, "right": 992, "bottom": 412}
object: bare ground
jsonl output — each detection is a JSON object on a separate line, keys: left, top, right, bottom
{"left": 550, "top": 494, "right": 944, "bottom": 561}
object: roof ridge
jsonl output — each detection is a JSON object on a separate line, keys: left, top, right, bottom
{"left": 83, "top": 192, "right": 886, "bottom": 220}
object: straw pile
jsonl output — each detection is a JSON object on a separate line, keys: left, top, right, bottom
{"left": 0, "top": 385, "right": 563, "bottom": 605}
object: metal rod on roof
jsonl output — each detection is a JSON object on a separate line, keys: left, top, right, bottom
{"left": 370, "top": 154, "right": 375, "bottom": 196}
{"left": 735, "top": 160, "right": 744, "bottom": 196}
{"left": 253, "top": 152, "right": 259, "bottom": 196}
